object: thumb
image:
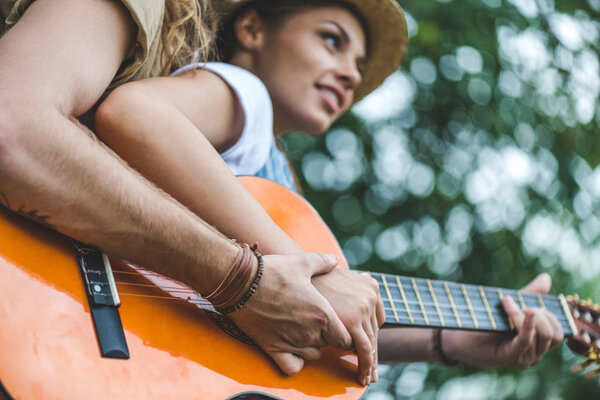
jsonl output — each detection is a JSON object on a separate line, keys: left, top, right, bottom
{"left": 269, "top": 351, "right": 305, "bottom": 376}
{"left": 305, "top": 252, "right": 338, "bottom": 277}
{"left": 521, "top": 273, "right": 551, "bottom": 294}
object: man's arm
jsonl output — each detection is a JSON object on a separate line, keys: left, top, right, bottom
{"left": 0, "top": 0, "right": 234, "bottom": 293}
{"left": 0, "top": 0, "right": 351, "bottom": 376}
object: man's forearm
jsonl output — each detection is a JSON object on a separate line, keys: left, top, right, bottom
{"left": 0, "top": 103, "right": 237, "bottom": 293}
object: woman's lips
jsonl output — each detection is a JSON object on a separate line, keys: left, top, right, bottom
{"left": 316, "top": 84, "right": 343, "bottom": 113}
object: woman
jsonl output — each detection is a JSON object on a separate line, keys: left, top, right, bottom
{"left": 95, "top": 0, "right": 564, "bottom": 386}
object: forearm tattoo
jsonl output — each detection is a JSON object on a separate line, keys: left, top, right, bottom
{"left": 0, "top": 191, "right": 55, "bottom": 229}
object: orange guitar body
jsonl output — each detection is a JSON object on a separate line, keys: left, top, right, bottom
{"left": 0, "top": 177, "right": 366, "bottom": 400}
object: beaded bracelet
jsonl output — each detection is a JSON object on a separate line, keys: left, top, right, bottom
{"left": 218, "top": 245, "right": 264, "bottom": 314}
{"left": 432, "top": 328, "right": 459, "bottom": 366}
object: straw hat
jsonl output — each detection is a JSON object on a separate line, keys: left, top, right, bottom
{"left": 216, "top": 0, "right": 408, "bottom": 102}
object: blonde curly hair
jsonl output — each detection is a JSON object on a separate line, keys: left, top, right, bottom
{"left": 160, "top": 0, "right": 218, "bottom": 75}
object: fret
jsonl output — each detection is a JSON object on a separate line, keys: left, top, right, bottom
{"left": 541, "top": 295, "right": 573, "bottom": 331}
{"left": 537, "top": 294, "right": 546, "bottom": 310}
{"left": 461, "top": 285, "right": 479, "bottom": 329}
{"left": 479, "top": 286, "right": 497, "bottom": 330}
{"left": 447, "top": 284, "right": 477, "bottom": 324}
{"left": 396, "top": 276, "right": 414, "bottom": 324}
{"left": 444, "top": 282, "right": 462, "bottom": 328}
{"left": 559, "top": 294, "right": 578, "bottom": 337}
{"left": 497, "top": 289, "right": 515, "bottom": 330}
{"left": 381, "top": 275, "right": 399, "bottom": 323}
{"left": 463, "top": 285, "right": 494, "bottom": 330}
{"left": 517, "top": 292, "right": 527, "bottom": 310}
{"left": 482, "top": 287, "right": 512, "bottom": 331}
{"left": 413, "top": 280, "right": 442, "bottom": 326}
{"left": 427, "top": 280, "right": 445, "bottom": 327}
{"left": 411, "top": 279, "right": 429, "bottom": 326}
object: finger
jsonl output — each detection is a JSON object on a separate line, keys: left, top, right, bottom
{"left": 546, "top": 310, "right": 565, "bottom": 346}
{"left": 320, "top": 303, "right": 353, "bottom": 350}
{"left": 304, "top": 253, "right": 338, "bottom": 277}
{"left": 502, "top": 296, "right": 525, "bottom": 330}
{"left": 362, "top": 317, "right": 376, "bottom": 381}
{"left": 513, "top": 311, "right": 536, "bottom": 368}
{"left": 353, "top": 326, "right": 373, "bottom": 386}
{"left": 269, "top": 351, "right": 305, "bottom": 376}
{"left": 371, "top": 311, "right": 379, "bottom": 382}
{"left": 375, "top": 284, "right": 386, "bottom": 327}
{"left": 521, "top": 273, "right": 551, "bottom": 294}
{"left": 531, "top": 310, "right": 554, "bottom": 362}
{"left": 293, "top": 346, "right": 323, "bottom": 362}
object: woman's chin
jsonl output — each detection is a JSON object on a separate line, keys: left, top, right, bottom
{"left": 299, "top": 114, "right": 335, "bottom": 135}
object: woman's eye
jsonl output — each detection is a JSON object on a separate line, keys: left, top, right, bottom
{"left": 322, "top": 33, "right": 341, "bottom": 49}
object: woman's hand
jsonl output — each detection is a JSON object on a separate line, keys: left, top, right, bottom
{"left": 229, "top": 252, "right": 353, "bottom": 376}
{"left": 442, "top": 273, "right": 564, "bottom": 368}
{"left": 312, "top": 268, "right": 385, "bottom": 386}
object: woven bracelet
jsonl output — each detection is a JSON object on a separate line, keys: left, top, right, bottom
{"left": 432, "top": 328, "right": 459, "bottom": 366}
{"left": 218, "top": 246, "right": 264, "bottom": 314}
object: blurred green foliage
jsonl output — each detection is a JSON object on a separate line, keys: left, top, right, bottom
{"left": 282, "top": 0, "right": 600, "bottom": 398}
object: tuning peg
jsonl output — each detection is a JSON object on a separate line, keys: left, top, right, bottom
{"left": 593, "top": 304, "right": 600, "bottom": 311}
{"left": 584, "top": 312, "right": 594, "bottom": 322}
{"left": 584, "top": 367, "right": 600, "bottom": 380}
{"left": 571, "top": 359, "right": 595, "bottom": 374}
{"left": 583, "top": 299, "right": 593, "bottom": 307}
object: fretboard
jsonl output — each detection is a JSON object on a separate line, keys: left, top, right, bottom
{"left": 369, "top": 272, "right": 576, "bottom": 336}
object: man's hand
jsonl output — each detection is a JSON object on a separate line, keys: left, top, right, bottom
{"left": 442, "top": 273, "right": 564, "bottom": 368}
{"left": 229, "top": 253, "right": 352, "bottom": 376}
{"left": 313, "top": 268, "right": 385, "bottom": 386}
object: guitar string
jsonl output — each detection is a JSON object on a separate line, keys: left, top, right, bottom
{"left": 114, "top": 288, "right": 571, "bottom": 331}
{"left": 114, "top": 285, "right": 570, "bottom": 326}
{"left": 111, "top": 271, "right": 571, "bottom": 324}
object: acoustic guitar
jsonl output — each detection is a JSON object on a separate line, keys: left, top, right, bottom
{"left": 0, "top": 176, "right": 598, "bottom": 400}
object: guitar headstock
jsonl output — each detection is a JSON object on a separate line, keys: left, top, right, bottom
{"left": 566, "top": 295, "right": 600, "bottom": 380}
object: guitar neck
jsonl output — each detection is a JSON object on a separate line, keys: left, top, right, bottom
{"left": 369, "top": 272, "right": 577, "bottom": 336}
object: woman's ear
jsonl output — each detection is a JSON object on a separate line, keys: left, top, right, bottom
{"left": 234, "top": 10, "right": 267, "bottom": 51}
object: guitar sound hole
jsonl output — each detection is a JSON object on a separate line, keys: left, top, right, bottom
{"left": 229, "top": 393, "right": 283, "bottom": 400}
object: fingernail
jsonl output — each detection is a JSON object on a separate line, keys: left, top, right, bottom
{"left": 374, "top": 369, "right": 379, "bottom": 381}
{"left": 327, "top": 254, "right": 338, "bottom": 263}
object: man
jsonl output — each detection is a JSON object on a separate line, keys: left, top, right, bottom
{"left": 0, "top": 0, "right": 374, "bottom": 378}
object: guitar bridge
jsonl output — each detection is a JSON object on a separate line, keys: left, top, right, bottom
{"left": 74, "top": 241, "right": 129, "bottom": 359}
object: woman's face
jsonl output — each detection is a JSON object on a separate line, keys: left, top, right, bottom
{"left": 249, "top": 6, "right": 367, "bottom": 135}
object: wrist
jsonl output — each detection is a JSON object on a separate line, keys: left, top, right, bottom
{"left": 432, "top": 328, "right": 459, "bottom": 366}
{"left": 207, "top": 243, "right": 264, "bottom": 314}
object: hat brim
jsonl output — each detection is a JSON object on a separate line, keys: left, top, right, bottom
{"left": 343, "top": 0, "right": 408, "bottom": 102}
